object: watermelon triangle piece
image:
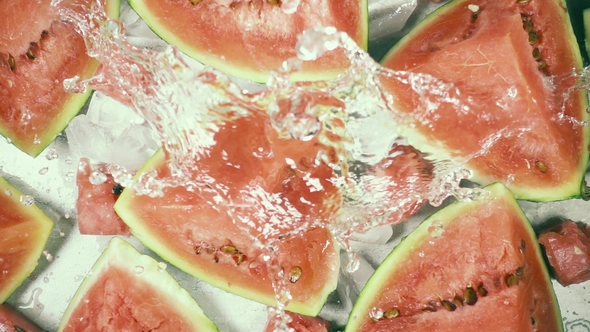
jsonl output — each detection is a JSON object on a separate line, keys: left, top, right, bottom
{"left": 57, "top": 237, "right": 218, "bottom": 331}
{"left": 346, "top": 183, "right": 562, "bottom": 332}
{"left": 0, "top": 177, "right": 53, "bottom": 303}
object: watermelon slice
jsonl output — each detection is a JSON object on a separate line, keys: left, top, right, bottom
{"left": 346, "top": 183, "right": 561, "bottom": 331}
{"left": 264, "top": 310, "right": 330, "bottom": 332}
{"left": 0, "top": 177, "right": 53, "bottom": 303}
{"left": 0, "top": 304, "right": 44, "bottom": 332}
{"left": 380, "top": 0, "right": 589, "bottom": 201}
{"left": 539, "top": 220, "right": 590, "bottom": 286}
{"left": 0, "top": 0, "right": 120, "bottom": 157}
{"left": 127, "top": 0, "right": 368, "bottom": 83}
{"left": 58, "top": 237, "right": 218, "bottom": 331}
{"left": 115, "top": 112, "right": 341, "bottom": 316}
{"left": 76, "top": 157, "right": 130, "bottom": 236}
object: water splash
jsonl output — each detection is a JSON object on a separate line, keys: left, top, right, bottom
{"left": 52, "top": 0, "right": 508, "bottom": 327}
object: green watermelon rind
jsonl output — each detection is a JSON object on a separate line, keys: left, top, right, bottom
{"left": 57, "top": 237, "right": 218, "bottom": 332}
{"left": 127, "top": 0, "right": 369, "bottom": 83}
{"left": 0, "top": 0, "right": 121, "bottom": 158}
{"left": 345, "top": 182, "right": 562, "bottom": 332}
{"left": 0, "top": 177, "right": 53, "bottom": 303}
{"left": 380, "top": 0, "right": 589, "bottom": 203}
{"left": 114, "top": 149, "right": 339, "bottom": 317}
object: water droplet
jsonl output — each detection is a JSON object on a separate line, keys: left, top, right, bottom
{"left": 89, "top": 170, "right": 107, "bottom": 185}
{"left": 418, "top": 251, "right": 425, "bottom": 258}
{"left": 74, "top": 275, "right": 84, "bottom": 282}
{"left": 38, "top": 167, "right": 49, "bottom": 175}
{"left": 65, "top": 171, "right": 75, "bottom": 181}
{"left": 43, "top": 277, "right": 49, "bottom": 284}
{"left": 59, "top": 231, "right": 65, "bottom": 237}
{"left": 428, "top": 220, "right": 445, "bottom": 238}
{"left": 134, "top": 265, "right": 144, "bottom": 274}
{"left": 45, "top": 148, "right": 59, "bottom": 160}
{"left": 157, "top": 262, "right": 167, "bottom": 271}
{"left": 18, "top": 287, "right": 44, "bottom": 316}
{"left": 249, "top": 261, "right": 260, "bottom": 269}
{"left": 33, "top": 134, "right": 41, "bottom": 145}
{"left": 5, "top": 137, "right": 11, "bottom": 144}
{"left": 20, "top": 195, "right": 35, "bottom": 206}
{"left": 42, "top": 250, "right": 53, "bottom": 262}
{"left": 65, "top": 156, "right": 73, "bottom": 164}
{"left": 369, "top": 307, "right": 383, "bottom": 321}
{"left": 4, "top": 189, "right": 12, "bottom": 196}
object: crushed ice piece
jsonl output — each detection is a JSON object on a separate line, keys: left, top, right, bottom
{"left": 337, "top": 252, "right": 375, "bottom": 311}
{"left": 468, "top": 4, "right": 479, "bottom": 12}
{"left": 87, "top": 92, "right": 144, "bottom": 136}
{"left": 369, "top": 0, "right": 418, "bottom": 41}
{"left": 65, "top": 114, "right": 115, "bottom": 163}
{"left": 350, "top": 224, "right": 394, "bottom": 244}
{"left": 110, "top": 124, "right": 159, "bottom": 171}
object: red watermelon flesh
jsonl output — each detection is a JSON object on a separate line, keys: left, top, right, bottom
{"left": 380, "top": 0, "right": 588, "bottom": 201}
{"left": 264, "top": 310, "right": 330, "bottom": 332}
{"left": 539, "top": 220, "right": 590, "bottom": 286}
{"left": 115, "top": 111, "right": 342, "bottom": 315}
{"left": 0, "top": 304, "right": 44, "bottom": 332}
{"left": 58, "top": 237, "right": 217, "bottom": 331}
{"left": 0, "top": 0, "right": 119, "bottom": 157}
{"left": 76, "top": 157, "right": 130, "bottom": 236}
{"left": 346, "top": 183, "right": 561, "bottom": 332}
{"left": 128, "top": 0, "right": 368, "bottom": 83}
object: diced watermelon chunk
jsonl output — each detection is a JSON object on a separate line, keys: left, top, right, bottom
{"left": 264, "top": 310, "right": 330, "bottom": 332}
{"left": 76, "top": 157, "right": 130, "bottom": 236}
{"left": 539, "top": 220, "right": 590, "bottom": 286}
{"left": 0, "top": 304, "right": 44, "bottom": 332}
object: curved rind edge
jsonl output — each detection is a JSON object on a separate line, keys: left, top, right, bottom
{"left": 345, "top": 182, "right": 562, "bottom": 332}
{"left": 378, "top": 0, "right": 589, "bottom": 202}
{"left": 114, "top": 149, "right": 338, "bottom": 317}
{"left": 0, "top": 177, "right": 53, "bottom": 303}
{"left": 0, "top": 0, "right": 122, "bottom": 157}
{"left": 127, "top": 0, "right": 368, "bottom": 83}
{"left": 56, "top": 237, "right": 218, "bottom": 332}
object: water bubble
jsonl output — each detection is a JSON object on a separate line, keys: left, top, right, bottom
{"left": 369, "top": 307, "right": 383, "bottom": 321}
{"left": 134, "top": 265, "right": 145, "bottom": 274}
{"left": 428, "top": 220, "right": 445, "bottom": 238}
{"left": 20, "top": 195, "right": 35, "bottom": 206}
{"left": 42, "top": 250, "right": 54, "bottom": 262}
{"left": 157, "top": 262, "right": 167, "bottom": 271}
{"left": 45, "top": 148, "right": 59, "bottom": 160}
{"left": 89, "top": 170, "right": 108, "bottom": 185}
{"left": 65, "top": 171, "right": 75, "bottom": 182}
{"left": 38, "top": 167, "right": 49, "bottom": 175}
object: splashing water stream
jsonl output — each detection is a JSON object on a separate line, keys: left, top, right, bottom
{"left": 44, "top": 0, "right": 590, "bottom": 330}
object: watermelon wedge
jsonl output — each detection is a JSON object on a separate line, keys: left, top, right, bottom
{"left": 346, "top": 183, "right": 561, "bottom": 331}
{"left": 58, "top": 237, "right": 218, "bottom": 331}
{"left": 127, "top": 0, "right": 368, "bottom": 82}
{"left": 380, "top": 0, "right": 589, "bottom": 201}
{"left": 115, "top": 112, "right": 341, "bottom": 316}
{"left": 0, "top": 304, "right": 44, "bottom": 332}
{"left": 0, "top": 0, "right": 120, "bottom": 157}
{"left": 0, "top": 177, "right": 53, "bottom": 303}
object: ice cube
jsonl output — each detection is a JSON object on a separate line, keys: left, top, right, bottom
{"left": 369, "top": 0, "right": 418, "bottom": 41}
{"left": 338, "top": 252, "right": 375, "bottom": 310}
{"left": 65, "top": 114, "right": 115, "bottom": 164}
{"left": 86, "top": 92, "right": 144, "bottom": 136}
{"left": 110, "top": 124, "right": 159, "bottom": 171}
{"left": 350, "top": 224, "right": 394, "bottom": 244}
